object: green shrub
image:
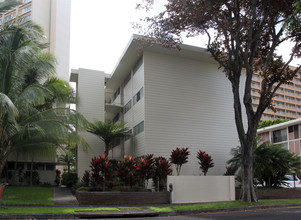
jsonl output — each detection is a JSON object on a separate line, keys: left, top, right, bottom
{"left": 61, "top": 172, "right": 78, "bottom": 187}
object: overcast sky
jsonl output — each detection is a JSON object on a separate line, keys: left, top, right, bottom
{"left": 70, "top": 0, "right": 300, "bottom": 74}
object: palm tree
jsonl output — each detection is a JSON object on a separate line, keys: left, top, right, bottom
{"left": 87, "top": 121, "right": 130, "bottom": 159}
{"left": 227, "top": 141, "right": 301, "bottom": 188}
{"left": 0, "top": 22, "right": 89, "bottom": 178}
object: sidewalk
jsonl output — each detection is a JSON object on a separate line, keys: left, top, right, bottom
{"left": 53, "top": 186, "right": 79, "bottom": 207}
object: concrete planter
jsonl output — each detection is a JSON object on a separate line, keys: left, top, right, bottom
{"left": 74, "top": 190, "right": 170, "bottom": 206}
{"left": 167, "top": 175, "right": 236, "bottom": 204}
{"left": 235, "top": 188, "right": 301, "bottom": 200}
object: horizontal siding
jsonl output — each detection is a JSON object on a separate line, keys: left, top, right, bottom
{"left": 144, "top": 51, "right": 246, "bottom": 175}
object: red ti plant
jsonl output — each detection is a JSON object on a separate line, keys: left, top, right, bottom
{"left": 90, "top": 154, "right": 113, "bottom": 190}
{"left": 152, "top": 156, "right": 172, "bottom": 191}
{"left": 197, "top": 150, "right": 214, "bottom": 176}
{"left": 170, "top": 147, "right": 190, "bottom": 176}
{"left": 81, "top": 170, "right": 90, "bottom": 187}
{"left": 136, "top": 154, "right": 154, "bottom": 188}
{"left": 117, "top": 156, "right": 137, "bottom": 189}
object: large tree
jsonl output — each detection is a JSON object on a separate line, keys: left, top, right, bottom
{"left": 137, "top": 0, "right": 301, "bottom": 202}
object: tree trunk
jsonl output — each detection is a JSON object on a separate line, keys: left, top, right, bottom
{"left": 231, "top": 79, "right": 258, "bottom": 202}
{"left": 240, "top": 139, "right": 258, "bottom": 202}
{"left": 0, "top": 156, "right": 7, "bottom": 180}
{"left": 104, "top": 143, "right": 109, "bottom": 159}
{"left": 30, "top": 157, "right": 33, "bottom": 186}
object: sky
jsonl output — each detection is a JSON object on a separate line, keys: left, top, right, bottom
{"left": 70, "top": 0, "right": 300, "bottom": 74}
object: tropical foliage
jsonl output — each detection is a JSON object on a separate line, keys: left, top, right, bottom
{"left": 136, "top": 154, "right": 155, "bottom": 188}
{"left": 258, "top": 119, "right": 290, "bottom": 129}
{"left": 227, "top": 142, "right": 301, "bottom": 188}
{"left": 0, "top": 22, "right": 88, "bottom": 178}
{"left": 170, "top": 147, "right": 190, "bottom": 176}
{"left": 90, "top": 154, "right": 113, "bottom": 190}
{"left": 87, "top": 121, "right": 130, "bottom": 158}
{"left": 152, "top": 156, "right": 173, "bottom": 191}
{"left": 117, "top": 155, "right": 137, "bottom": 189}
{"left": 197, "top": 150, "right": 214, "bottom": 176}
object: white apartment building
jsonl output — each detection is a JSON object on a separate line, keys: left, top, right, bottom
{"left": 0, "top": 0, "right": 71, "bottom": 81}
{"left": 72, "top": 35, "right": 246, "bottom": 178}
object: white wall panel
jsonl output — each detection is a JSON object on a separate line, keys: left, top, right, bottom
{"left": 144, "top": 51, "right": 246, "bottom": 175}
{"left": 76, "top": 68, "right": 105, "bottom": 178}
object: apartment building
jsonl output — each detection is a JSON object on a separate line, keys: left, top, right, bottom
{"left": 0, "top": 0, "right": 71, "bottom": 81}
{"left": 72, "top": 35, "right": 247, "bottom": 178}
{"left": 257, "top": 118, "right": 301, "bottom": 156}
{"left": 252, "top": 72, "right": 301, "bottom": 121}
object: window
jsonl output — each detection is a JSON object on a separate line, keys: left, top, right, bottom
{"left": 4, "top": 15, "right": 12, "bottom": 22}
{"left": 24, "top": 0, "right": 31, "bottom": 3}
{"left": 113, "top": 87, "right": 120, "bottom": 100}
{"left": 134, "top": 121, "right": 144, "bottom": 135}
{"left": 124, "top": 129, "right": 132, "bottom": 141}
{"left": 45, "top": 164, "right": 55, "bottom": 171}
{"left": 288, "top": 125, "right": 299, "bottom": 139}
{"left": 124, "top": 73, "right": 131, "bottom": 87}
{"left": 112, "top": 113, "right": 119, "bottom": 123}
{"left": 0, "top": 20, "right": 2, "bottom": 25}
{"left": 23, "top": 5, "right": 31, "bottom": 13}
{"left": 133, "top": 87, "right": 144, "bottom": 105}
{"left": 22, "top": 15, "right": 31, "bottom": 23}
{"left": 272, "top": 128, "right": 287, "bottom": 143}
{"left": 123, "top": 100, "right": 131, "bottom": 114}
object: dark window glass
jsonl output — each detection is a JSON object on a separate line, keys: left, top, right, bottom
{"left": 46, "top": 164, "right": 55, "bottom": 171}
{"left": 134, "top": 121, "right": 144, "bottom": 136}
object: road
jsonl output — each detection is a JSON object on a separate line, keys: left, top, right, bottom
{"left": 102, "top": 206, "right": 301, "bottom": 220}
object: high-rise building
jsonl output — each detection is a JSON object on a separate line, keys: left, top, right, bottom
{"left": 252, "top": 72, "right": 301, "bottom": 121}
{"left": 0, "top": 0, "right": 71, "bottom": 81}
{"left": 0, "top": 0, "right": 71, "bottom": 184}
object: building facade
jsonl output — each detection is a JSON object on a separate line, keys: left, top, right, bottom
{"left": 257, "top": 118, "right": 301, "bottom": 156}
{"left": 0, "top": 0, "right": 71, "bottom": 81}
{"left": 72, "top": 35, "right": 248, "bottom": 178}
{"left": 252, "top": 72, "right": 301, "bottom": 121}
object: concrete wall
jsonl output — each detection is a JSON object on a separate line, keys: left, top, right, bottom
{"left": 144, "top": 50, "right": 246, "bottom": 175}
{"left": 31, "top": 0, "right": 71, "bottom": 81}
{"left": 167, "top": 176, "right": 235, "bottom": 204}
{"left": 75, "top": 68, "right": 105, "bottom": 178}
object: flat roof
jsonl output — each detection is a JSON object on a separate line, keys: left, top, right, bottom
{"left": 105, "top": 34, "right": 217, "bottom": 93}
{"left": 257, "top": 118, "right": 301, "bottom": 133}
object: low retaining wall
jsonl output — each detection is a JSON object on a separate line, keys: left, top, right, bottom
{"left": 235, "top": 188, "right": 301, "bottom": 200}
{"left": 167, "top": 176, "right": 235, "bottom": 204}
{"left": 74, "top": 190, "right": 170, "bottom": 206}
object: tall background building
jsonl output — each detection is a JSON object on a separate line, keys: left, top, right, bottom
{"left": 252, "top": 72, "right": 301, "bottom": 121}
{"left": 0, "top": 0, "right": 71, "bottom": 81}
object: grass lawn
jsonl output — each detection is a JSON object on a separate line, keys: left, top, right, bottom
{"left": 1, "top": 187, "right": 53, "bottom": 206}
{"left": 1, "top": 199, "right": 301, "bottom": 215}
{"left": 148, "top": 199, "right": 301, "bottom": 212}
{"left": 0, "top": 207, "right": 119, "bottom": 215}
